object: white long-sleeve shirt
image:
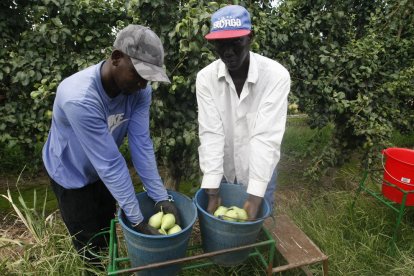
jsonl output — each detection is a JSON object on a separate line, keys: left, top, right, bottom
{"left": 196, "top": 52, "right": 290, "bottom": 197}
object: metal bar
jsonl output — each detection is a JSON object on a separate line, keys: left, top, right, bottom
{"left": 108, "top": 240, "right": 273, "bottom": 275}
{"left": 248, "top": 251, "right": 261, "bottom": 258}
{"left": 254, "top": 247, "right": 267, "bottom": 268}
{"left": 351, "top": 171, "right": 369, "bottom": 210}
{"left": 362, "top": 188, "right": 401, "bottom": 213}
{"left": 108, "top": 219, "right": 115, "bottom": 273}
{"left": 114, "top": 257, "right": 129, "bottom": 263}
{"left": 391, "top": 193, "right": 407, "bottom": 246}
{"left": 272, "top": 256, "right": 329, "bottom": 273}
{"left": 252, "top": 227, "right": 276, "bottom": 275}
{"left": 267, "top": 236, "right": 276, "bottom": 276}
{"left": 382, "top": 178, "right": 414, "bottom": 194}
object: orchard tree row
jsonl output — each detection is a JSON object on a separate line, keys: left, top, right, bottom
{"left": 0, "top": 0, "right": 413, "bottom": 186}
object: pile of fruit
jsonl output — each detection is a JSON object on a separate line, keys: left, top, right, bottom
{"left": 213, "top": 205, "right": 249, "bottom": 222}
{"left": 148, "top": 211, "right": 182, "bottom": 235}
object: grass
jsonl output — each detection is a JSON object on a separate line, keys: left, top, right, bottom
{"left": 0, "top": 178, "right": 103, "bottom": 275}
{"left": 280, "top": 190, "right": 414, "bottom": 275}
{"left": 274, "top": 120, "right": 414, "bottom": 275}
{"left": 0, "top": 185, "right": 57, "bottom": 213}
{"left": 1, "top": 117, "right": 413, "bottom": 275}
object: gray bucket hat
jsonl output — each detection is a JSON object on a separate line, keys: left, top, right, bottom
{"left": 114, "top": 24, "right": 170, "bottom": 83}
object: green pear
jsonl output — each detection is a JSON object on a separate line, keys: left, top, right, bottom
{"left": 159, "top": 228, "right": 167, "bottom": 235}
{"left": 224, "top": 209, "right": 239, "bottom": 222}
{"left": 237, "top": 208, "right": 248, "bottom": 221}
{"left": 148, "top": 211, "right": 163, "bottom": 229}
{"left": 161, "top": 213, "right": 176, "bottom": 230}
{"left": 167, "top": 224, "right": 182, "bottom": 235}
{"left": 214, "top": 206, "right": 228, "bottom": 217}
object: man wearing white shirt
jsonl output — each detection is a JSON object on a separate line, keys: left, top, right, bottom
{"left": 196, "top": 5, "right": 290, "bottom": 219}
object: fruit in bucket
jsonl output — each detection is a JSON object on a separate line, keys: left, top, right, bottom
{"left": 168, "top": 224, "right": 182, "bottom": 235}
{"left": 235, "top": 208, "right": 248, "bottom": 221}
{"left": 161, "top": 213, "right": 176, "bottom": 230}
{"left": 148, "top": 211, "right": 163, "bottom": 229}
{"left": 213, "top": 206, "right": 228, "bottom": 217}
{"left": 147, "top": 210, "right": 181, "bottom": 235}
{"left": 214, "top": 205, "right": 249, "bottom": 222}
{"left": 223, "top": 209, "right": 239, "bottom": 222}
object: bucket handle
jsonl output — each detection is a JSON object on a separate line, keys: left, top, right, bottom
{"left": 85, "top": 228, "right": 111, "bottom": 260}
{"left": 381, "top": 152, "right": 414, "bottom": 186}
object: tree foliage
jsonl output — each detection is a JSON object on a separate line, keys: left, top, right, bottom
{"left": 1, "top": 0, "right": 413, "bottom": 184}
{"left": 267, "top": 0, "right": 414, "bottom": 177}
{"left": 0, "top": 0, "right": 127, "bottom": 159}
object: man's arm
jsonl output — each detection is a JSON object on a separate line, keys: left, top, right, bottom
{"left": 128, "top": 87, "right": 181, "bottom": 224}
{"left": 128, "top": 86, "right": 168, "bottom": 203}
{"left": 196, "top": 72, "right": 225, "bottom": 213}
{"left": 64, "top": 100, "right": 143, "bottom": 225}
{"left": 196, "top": 73, "right": 225, "bottom": 189}
{"left": 246, "top": 73, "right": 291, "bottom": 217}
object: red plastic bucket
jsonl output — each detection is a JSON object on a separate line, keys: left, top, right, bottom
{"left": 381, "top": 147, "right": 414, "bottom": 205}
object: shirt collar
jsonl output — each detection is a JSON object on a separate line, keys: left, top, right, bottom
{"left": 217, "top": 52, "right": 258, "bottom": 84}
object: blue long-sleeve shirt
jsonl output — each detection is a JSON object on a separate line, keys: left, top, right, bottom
{"left": 42, "top": 61, "right": 168, "bottom": 224}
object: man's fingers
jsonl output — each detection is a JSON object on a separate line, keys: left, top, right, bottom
{"left": 207, "top": 196, "right": 221, "bottom": 214}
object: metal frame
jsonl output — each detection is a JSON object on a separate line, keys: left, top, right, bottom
{"left": 351, "top": 169, "right": 414, "bottom": 249}
{"left": 105, "top": 219, "right": 276, "bottom": 275}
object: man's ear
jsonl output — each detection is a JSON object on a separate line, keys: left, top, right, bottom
{"left": 111, "top": 49, "right": 124, "bottom": 65}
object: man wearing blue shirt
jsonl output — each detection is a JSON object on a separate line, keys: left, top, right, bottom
{"left": 43, "top": 25, "right": 179, "bottom": 264}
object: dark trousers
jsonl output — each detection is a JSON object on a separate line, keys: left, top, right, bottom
{"left": 50, "top": 177, "right": 116, "bottom": 265}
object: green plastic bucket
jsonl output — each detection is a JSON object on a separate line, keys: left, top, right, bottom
{"left": 194, "top": 183, "right": 271, "bottom": 266}
{"left": 118, "top": 190, "right": 197, "bottom": 275}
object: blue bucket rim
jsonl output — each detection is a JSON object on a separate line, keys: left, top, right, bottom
{"left": 118, "top": 190, "right": 197, "bottom": 239}
{"left": 194, "top": 185, "right": 271, "bottom": 225}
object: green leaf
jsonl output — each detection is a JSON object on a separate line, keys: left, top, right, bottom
{"left": 51, "top": 17, "right": 63, "bottom": 27}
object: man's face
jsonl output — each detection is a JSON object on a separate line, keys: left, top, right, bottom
{"left": 115, "top": 55, "right": 148, "bottom": 95}
{"left": 212, "top": 35, "right": 251, "bottom": 71}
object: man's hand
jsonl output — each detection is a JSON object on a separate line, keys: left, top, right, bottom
{"left": 243, "top": 194, "right": 263, "bottom": 219}
{"left": 205, "top": 188, "right": 221, "bottom": 215}
{"left": 133, "top": 222, "right": 161, "bottom": 235}
{"left": 155, "top": 200, "right": 181, "bottom": 226}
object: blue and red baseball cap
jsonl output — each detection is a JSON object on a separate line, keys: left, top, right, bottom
{"left": 205, "top": 5, "right": 251, "bottom": 40}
